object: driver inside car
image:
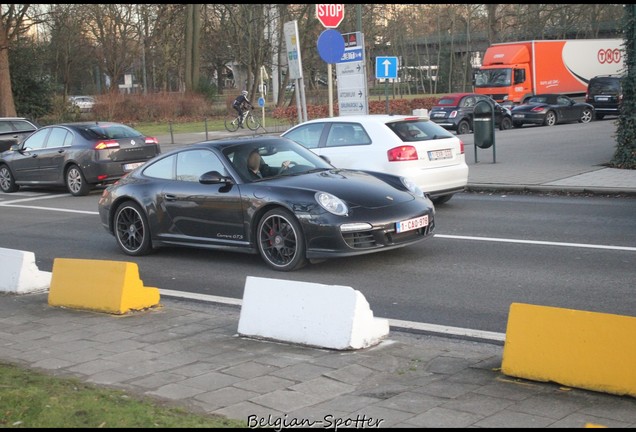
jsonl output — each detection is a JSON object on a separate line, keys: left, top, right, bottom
{"left": 246, "top": 149, "right": 291, "bottom": 180}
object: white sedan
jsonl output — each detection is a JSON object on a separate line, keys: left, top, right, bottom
{"left": 282, "top": 114, "right": 468, "bottom": 204}
{"left": 69, "top": 96, "right": 96, "bottom": 112}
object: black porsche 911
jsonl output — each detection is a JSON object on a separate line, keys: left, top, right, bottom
{"left": 98, "top": 136, "right": 436, "bottom": 271}
{"left": 510, "top": 94, "right": 594, "bottom": 128}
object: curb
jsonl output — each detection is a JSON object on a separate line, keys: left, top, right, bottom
{"left": 466, "top": 184, "right": 636, "bottom": 197}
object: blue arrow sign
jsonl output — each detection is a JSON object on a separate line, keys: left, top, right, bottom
{"left": 375, "top": 56, "right": 398, "bottom": 79}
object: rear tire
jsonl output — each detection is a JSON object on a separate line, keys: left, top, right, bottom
{"left": 66, "top": 164, "right": 90, "bottom": 196}
{"left": 114, "top": 201, "right": 153, "bottom": 256}
{"left": 456, "top": 120, "right": 470, "bottom": 135}
{"left": 579, "top": 108, "right": 593, "bottom": 123}
{"left": 543, "top": 111, "right": 557, "bottom": 126}
{"left": 224, "top": 116, "right": 239, "bottom": 132}
{"left": 432, "top": 194, "right": 453, "bottom": 205}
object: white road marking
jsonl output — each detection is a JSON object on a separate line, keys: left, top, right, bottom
{"left": 435, "top": 234, "right": 636, "bottom": 252}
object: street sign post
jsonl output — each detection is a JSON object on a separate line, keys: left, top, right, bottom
{"left": 375, "top": 56, "right": 399, "bottom": 114}
{"left": 316, "top": 4, "right": 345, "bottom": 28}
{"left": 317, "top": 29, "right": 345, "bottom": 117}
{"left": 336, "top": 31, "right": 368, "bottom": 116}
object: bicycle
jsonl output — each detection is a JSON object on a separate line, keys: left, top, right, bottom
{"left": 225, "top": 109, "right": 260, "bottom": 132}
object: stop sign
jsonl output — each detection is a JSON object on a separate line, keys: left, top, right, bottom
{"left": 316, "top": 4, "right": 345, "bottom": 28}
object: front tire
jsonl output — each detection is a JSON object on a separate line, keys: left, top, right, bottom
{"left": 0, "top": 164, "right": 19, "bottom": 193}
{"left": 257, "top": 208, "right": 307, "bottom": 271}
{"left": 66, "top": 164, "right": 90, "bottom": 196}
{"left": 245, "top": 114, "right": 260, "bottom": 131}
{"left": 114, "top": 201, "right": 153, "bottom": 256}
{"left": 499, "top": 116, "right": 512, "bottom": 130}
{"left": 579, "top": 108, "right": 593, "bottom": 123}
{"left": 543, "top": 111, "right": 557, "bottom": 126}
{"left": 456, "top": 120, "right": 471, "bottom": 135}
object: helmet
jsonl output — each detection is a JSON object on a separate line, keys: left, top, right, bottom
{"left": 242, "top": 90, "right": 248, "bottom": 96}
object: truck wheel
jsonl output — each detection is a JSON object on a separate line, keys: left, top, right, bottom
{"left": 543, "top": 111, "right": 557, "bottom": 126}
{"left": 456, "top": 120, "right": 470, "bottom": 135}
{"left": 499, "top": 116, "right": 512, "bottom": 130}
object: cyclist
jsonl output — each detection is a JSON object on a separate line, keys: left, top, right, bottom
{"left": 232, "top": 90, "right": 253, "bottom": 129}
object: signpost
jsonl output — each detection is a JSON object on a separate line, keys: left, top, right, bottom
{"left": 316, "top": 4, "right": 345, "bottom": 117}
{"left": 336, "top": 32, "right": 368, "bottom": 116}
{"left": 375, "top": 56, "right": 398, "bottom": 114}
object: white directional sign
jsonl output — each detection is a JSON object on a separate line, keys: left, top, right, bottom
{"left": 336, "top": 32, "right": 368, "bottom": 116}
{"left": 375, "top": 56, "right": 398, "bottom": 80}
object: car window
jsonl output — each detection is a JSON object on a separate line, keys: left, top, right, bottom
{"left": 22, "top": 128, "right": 49, "bottom": 150}
{"left": 176, "top": 149, "right": 227, "bottom": 182}
{"left": 10, "top": 120, "right": 36, "bottom": 133}
{"left": 589, "top": 79, "right": 620, "bottom": 93}
{"left": 325, "top": 123, "right": 371, "bottom": 147}
{"left": 283, "top": 124, "right": 324, "bottom": 149}
{"left": 461, "top": 97, "right": 475, "bottom": 108}
{"left": 44, "top": 127, "right": 71, "bottom": 148}
{"left": 143, "top": 154, "right": 175, "bottom": 179}
{"left": 557, "top": 96, "right": 570, "bottom": 106}
{"left": 528, "top": 96, "right": 546, "bottom": 104}
{"left": 388, "top": 120, "right": 454, "bottom": 142}
{"left": 0, "top": 121, "right": 13, "bottom": 133}
{"left": 436, "top": 97, "right": 457, "bottom": 105}
{"left": 80, "top": 124, "right": 142, "bottom": 140}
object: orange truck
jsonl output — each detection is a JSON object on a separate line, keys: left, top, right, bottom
{"left": 473, "top": 39, "right": 624, "bottom": 105}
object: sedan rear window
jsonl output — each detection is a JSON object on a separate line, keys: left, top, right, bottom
{"left": 388, "top": 120, "right": 454, "bottom": 142}
{"left": 78, "top": 124, "right": 143, "bottom": 140}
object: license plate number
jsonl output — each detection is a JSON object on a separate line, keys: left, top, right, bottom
{"left": 396, "top": 215, "right": 428, "bottom": 233}
{"left": 596, "top": 96, "right": 609, "bottom": 101}
{"left": 513, "top": 114, "right": 524, "bottom": 118}
{"left": 428, "top": 149, "right": 452, "bottom": 161}
{"left": 433, "top": 112, "right": 446, "bottom": 118}
{"left": 123, "top": 162, "right": 144, "bottom": 171}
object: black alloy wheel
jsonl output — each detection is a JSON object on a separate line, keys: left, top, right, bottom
{"left": 257, "top": 208, "right": 307, "bottom": 271}
{"left": 114, "top": 201, "right": 153, "bottom": 256}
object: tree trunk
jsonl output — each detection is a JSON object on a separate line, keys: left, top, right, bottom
{"left": 0, "top": 18, "right": 16, "bottom": 117}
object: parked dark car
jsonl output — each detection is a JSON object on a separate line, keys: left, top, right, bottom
{"left": 0, "top": 121, "right": 160, "bottom": 196}
{"left": 429, "top": 93, "right": 513, "bottom": 135}
{"left": 585, "top": 75, "right": 622, "bottom": 120}
{"left": 511, "top": 94, "right": 594, "bottom": 128}
{"left": 98, "top": 136, "right": 436, "bottom": 272}
{"left": 0, "top": 117, "right": 38, "bottom": 153}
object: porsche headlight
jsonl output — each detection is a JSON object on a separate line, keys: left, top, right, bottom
{"left": 400, "top": 177, "right": 424, "bottom": 198}
{"left": 315, "top": 192, "right": 348, "bottom": 216}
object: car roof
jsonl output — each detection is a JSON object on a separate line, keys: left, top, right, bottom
{"left": 435, "top": 93, "right": 479, "bottom": 106}
{"left": 287, "top": 114, "right": 429, "bottom": 125}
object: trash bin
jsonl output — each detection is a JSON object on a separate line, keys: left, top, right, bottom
{"left": 473, "top": 99, "right": 495, "bottom": 149}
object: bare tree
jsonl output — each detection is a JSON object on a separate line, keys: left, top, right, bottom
{"left": 0, "top": 4, "right": 31, "bottom": 116}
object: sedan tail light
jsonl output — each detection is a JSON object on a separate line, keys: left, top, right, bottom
{"left": 94, "top": 140, "right": 120, "bottom": 150}
{"left": 145, "top": 137, "right": 159, "bottom": 144}
{"left": 459, "top": 139, "right": 465, "bottom": 154}
{"left": 387, "top": 145, "right": 418, "bottom": 162}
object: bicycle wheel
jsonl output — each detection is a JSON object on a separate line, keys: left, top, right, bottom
{"left": 224, "top": 116, "right": 239, "bottom": 132}
{"left": 245, "top": 113, "right": 260, "bottom": 131}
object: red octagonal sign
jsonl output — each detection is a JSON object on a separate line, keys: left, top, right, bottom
{"left": 316, "top": 4, "right": 345, "bottom": 28}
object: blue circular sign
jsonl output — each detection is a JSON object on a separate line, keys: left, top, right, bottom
{"left": 317, "top": 29, "right": 345, "bottom": 64}
{"left": 258, "top": 97, "right": 265, "bottom": 108}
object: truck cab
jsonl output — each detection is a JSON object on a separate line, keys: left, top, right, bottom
{"left": 473, "top": 43, "right": 532, "bottom": 105}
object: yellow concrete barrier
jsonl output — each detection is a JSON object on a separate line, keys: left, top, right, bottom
{"left": 502, "top": 302, "right": 636, "bottom": 397}
{"left": 48, "top": 258, "right": 160, "bottom": 314}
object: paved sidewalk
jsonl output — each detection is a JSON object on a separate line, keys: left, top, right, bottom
{"left": 1, "top": 292, "right": 635, "bottom": 428}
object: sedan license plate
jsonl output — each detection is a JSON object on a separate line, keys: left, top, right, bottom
{"left": 396, "top": 215, "right": 428, "bottom": 233}
{"left": 428, "top": 149, "right": 452, "bottom": 161}
{"left": 123, "top": 162, "right": 144, "bottom": 171}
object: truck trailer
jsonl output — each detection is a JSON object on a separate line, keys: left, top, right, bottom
{"left": 473, "top": 39, "right": 624, "bottom": 105}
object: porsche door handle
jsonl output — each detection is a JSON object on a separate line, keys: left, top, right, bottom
{"left": 164, "top": 194, "right": 177, "bottom": 201}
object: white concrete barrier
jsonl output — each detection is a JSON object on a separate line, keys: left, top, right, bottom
{"left": 413, "top": 108, "right": 429, "bottom": 117}
{"left": 0, "top": 247, "right": 51, "bottom": 293}
{"left": 237, "top": 276, "right": 389, "bottom": 350}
